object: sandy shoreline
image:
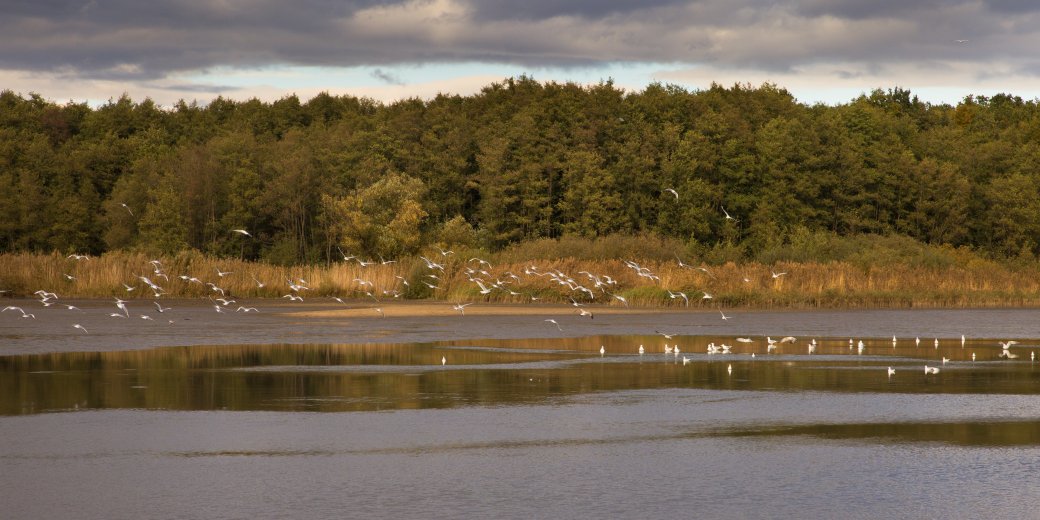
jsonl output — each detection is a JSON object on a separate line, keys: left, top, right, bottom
{"left": 291, "top": 301, "right": 661, "bottom": 318}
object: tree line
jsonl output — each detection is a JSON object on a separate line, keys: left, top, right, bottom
{"left": 1, "top": 77, "right": 1038, "bottom": 265}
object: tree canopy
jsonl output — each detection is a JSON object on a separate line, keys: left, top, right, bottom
{"left": 2, "top": 79, "right": 1039, "bottom": 264}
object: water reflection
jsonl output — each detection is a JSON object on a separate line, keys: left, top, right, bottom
{"left": 715, "top": 420, "right": 1040, "bottom": 446}
{"left": 2, "top": 335, "right": 1039, "bottom": 416}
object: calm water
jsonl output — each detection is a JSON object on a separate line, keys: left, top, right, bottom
{"left": 3, "top": 307, "right": 1040, "bottom": 518}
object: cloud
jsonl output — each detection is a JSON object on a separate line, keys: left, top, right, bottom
{"left": 371, "top": 68, "right": 404, "bottom": 85}
{"left": 2, "top": 1, "right": 1040, "bottom": 105}
{"left": 3, "top": 0, "right": 1037, "bottom": 76}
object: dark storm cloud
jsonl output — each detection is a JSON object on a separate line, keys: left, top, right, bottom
{"left": 1, "top": 0, "right": 1039, "bottom": 81}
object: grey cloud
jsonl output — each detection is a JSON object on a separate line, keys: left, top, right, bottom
{"left": 0, "top": 0, "right": 1038, "bottom": 82}
{"left": 983, "top": 0, "right": 1040, "bottom": 14}
{"left": 465, "top": 0, "right": 689, "bottom": 21}
{"left": 145, "top": 82, "right": 243, "bottom": 94}
{"left": 794, "top": 0, "right": 948, "bottom": 19}
{"left": 371, "top": 68, "right": 403, "bottom": 85}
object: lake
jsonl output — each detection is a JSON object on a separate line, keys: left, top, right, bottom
{"left": 2, "top": 301, "right": 1040, "bottom": 518}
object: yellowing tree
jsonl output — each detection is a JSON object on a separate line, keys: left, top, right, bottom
{"left": 323, "top": 172, "right": 428, "bottom": 258}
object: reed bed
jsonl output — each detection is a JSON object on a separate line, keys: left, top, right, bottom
{"left": 3, "top": 250, "right": 1040, "bottom": 309}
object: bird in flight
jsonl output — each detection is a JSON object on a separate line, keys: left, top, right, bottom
{"left": 73, "top": 324, "right": 88, "bottom": 333}
{"left": 954, "top": 39, "right": 968, "bottom": 43}
{"left": 545, "top": 318, "right": 563, "bottom": 331}
{"left": 722, "top": 206, "right": 738, "bottom": 222}
{"left": 663, "top": 188, "right": 679, "bottom": 201}
{"left": 120, "top": 203, "right": 134, "bottom": 216}
{"left": 232, "top": 229, "right": 252, "bottom": 238}
{"left": 452, "top": 303, "right": 472, "bottom": 315}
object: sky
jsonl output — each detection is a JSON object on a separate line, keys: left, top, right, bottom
{"left": 3, "top": 0, "right": 1040, "bottom": 107}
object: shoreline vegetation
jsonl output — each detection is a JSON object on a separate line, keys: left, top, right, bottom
{"left": 4, "top": 233, "right": 1040, "bottom": 309}
{"left": 5, "top": 81, "right": 1040, "bottom": 312}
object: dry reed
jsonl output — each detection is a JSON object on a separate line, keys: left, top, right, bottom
{"left": 3, "top": 250, "right": 1040, "bottom": 309}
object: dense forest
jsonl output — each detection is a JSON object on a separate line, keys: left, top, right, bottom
{"left": 2, "top": 77, "right": 1039, "bottom": 265}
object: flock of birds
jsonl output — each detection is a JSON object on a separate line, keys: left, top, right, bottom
{"left": 3, "top": 200, "right": 760, "bottom": 326}
{"left": 586, "top": 333, "right": 1035, "bottom": 379}
{"left": 1, "top": 199, "right": 1035, "bottom": 376}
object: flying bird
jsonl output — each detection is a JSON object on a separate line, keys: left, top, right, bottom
{"left": 663, "top": 188, "right": 678, "bottom": 201}
{"left": 232, "top": 229, "right": 252, "bottom": 238}
{"left": 721, "top": 206, "right": 738, "bottom": 222}
{"left": 250, "top": 274, "right": 266, "bottom": 288}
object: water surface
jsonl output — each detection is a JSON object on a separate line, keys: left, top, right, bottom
{"left": 3, "top": 306, "right": 1040, "bottom": 519}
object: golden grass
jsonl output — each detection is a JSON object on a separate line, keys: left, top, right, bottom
{"left": 3, "top": 251, "right": 1040, "bottom": 309}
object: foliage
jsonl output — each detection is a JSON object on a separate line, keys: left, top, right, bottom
{"left": 2, "top": 81, "right": 1040, "bottom": 266}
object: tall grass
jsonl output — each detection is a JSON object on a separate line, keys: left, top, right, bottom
{"left": 3, "top": 235, "right": 1040, "bottom": 308}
